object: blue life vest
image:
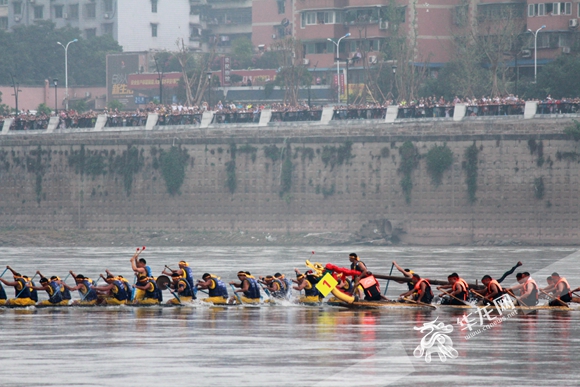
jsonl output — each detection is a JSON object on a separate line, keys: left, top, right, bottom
{"left": 80, "top": 280, "right": 97, "bottom": 301}
{"left": 183, "top": 267, "right": 195, "bottom": 290}
{"left": 15, "top": 278, "right": 31, "bottom": 299}
{"left": 243, "top": 278, "right": 260, "bottom": 299}
{"left": 112, "top": 280, "right": 128, "bottom": 301}
{"left": 143, "top": 279, "right": 163, "bottom": 302}
{"left": 61, "top": 285, "right": 72, "bottom": 300}
{"left": 177, "top": 279, "right": 194, "bottom": 298}
{"left": 47, "top": 281, "right": 64, "bottom": 304}
{"left": 208, "top": 278, "right": 228, "bottom": 298}
{"left": 0, "top": 282, "right": 6, "bottom": 300}
{"left": 120, "top": 279, "right": 133, "bottom": 302}
{"left": 304, "top": 280, "right": 320, "bottom": 297}
{"left": 271, "top": 279, "right": 285, "bottom": 298}
{"left": 145, "top": 266, "right": 153, "bottom": 278}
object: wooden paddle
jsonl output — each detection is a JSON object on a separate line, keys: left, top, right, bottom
{"left": 402, "top": 297, "right": 437, "bottom": 310}
{"left": 230, "top": 284, "right": 242, "bottom": 304}
{"left": 505, "top": 289, "right": 529, "bottom": 307}
{"left": 439, "top": 289, "right": 470, "bottom": 306}
{"left": 374, "top": 274, "right": 486, "bottom": 290}
{"left": 539, "top": 288, "right": 570, "bottom": 308}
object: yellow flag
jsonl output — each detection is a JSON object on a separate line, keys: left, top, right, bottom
{"left": 315, "top": 272, "right": 338, "bottom": 297}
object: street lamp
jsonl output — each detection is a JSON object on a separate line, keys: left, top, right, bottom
{"left": 57, "top": 39, "right": 78, "bottom": 111}
{"left": 53, "top": 79, "right": 58, "bottom": 114}
{"left": 327, "top": 32, "right": 351, "bottom": 104}
{"left": 207, "top": 72, "right": 212, "bottom": 110}
{"left": 527, "top": 25, "right": 545, "bottom": 83}
{"left": 391, "top": 65, "right": 397, "bottom": 101}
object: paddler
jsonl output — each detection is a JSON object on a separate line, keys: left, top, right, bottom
{"left": 353, "top": 272, "right": 384, "bottom": 301}
{"left": 0, "top": 267, "right": 37, "bottom": 306}
{"left": 274, "top": 272, "right": 292, "bottom": 299}
{"left": 437, "top": 273, "right": 469, "bottom": 305}
{"left": 399, "top": 273, "right": 434, "bottom": 304}
{"left": 505, "top": 272, "right": 539, "bottom": 306}
{"left": 133, "top": 272, "right": 163, "bottom": 305}
{"left": 162, "top": 261, "right": 195, "bottom": 297}
{"left": 479, "top": 275, "right": 504, "bottom": 305}
{"left": 544, "top": 272, "right": 572, "bottom": 306}
{"left": 92, "top": 274, "right": 130, "bottom": 305}
{"left": 131, "top": 254, "right": 151, "bottom": 280}
{"left": 393, "top": 261, "right": 415, "bottom": 292}
{"left": 292, "top": 269, "right": 322, "bottom": 303}
{"left": 64, "top": 273, "right": 98, "bottom": 305}
{"left": 540, "top": 276, "right": 555, "bottom": 299}
{"left": 167, "top": 272, "right": 194, "bottom": 304}
{"left": 349, "top": 253, "right": 368, "bottom": 298}
{"left": 0, "top": 280, "right": 6, "bottom": 305}
{"left": 197, "top": 273, "right": 229, "bottom": 304}
{"left": 228, "top": 271, "right": 261, "bottom": 304}
{"left": 259, "top": 275, "right": 285, "bottom": 299}
{"left": 31, "top": 272, "right": 70, "bottom": 306}
{"left": 106, "top": 270, "right": 134, "bottom": 302}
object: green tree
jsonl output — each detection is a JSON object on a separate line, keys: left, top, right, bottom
{"left": 107, "top": 100, "right": 124, "bottom": 110}
{"left": 36, "top": 103, "right": 52, "bottom": 115}
{"left": 531, "top": 54, "right": 580, "bottom": 98}
{"left": 231, "top": 37, "right": 254, "bottom": 69}
{"left": 0, "top": 91, "right": 11, "bottom": 115}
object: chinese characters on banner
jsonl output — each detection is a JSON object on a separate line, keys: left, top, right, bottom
{"left": 222, "top": 56, "right": 231, "bottom": 87}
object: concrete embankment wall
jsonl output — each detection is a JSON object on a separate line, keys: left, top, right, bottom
{"left": 0, "top": 118, "right": 579, "bottom": 245}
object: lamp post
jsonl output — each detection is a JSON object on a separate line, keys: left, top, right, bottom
{"left": 527, "top": 25, "right": 545, "bottom": 83}
{"left": 53, "top": 78, "right": 58, "bottom": 114}
{"left": 327, "top": 33, "right": 351, "bottom": 104}
{"left": 57, "top": 39, "right": 78, "bottom": 111}
{"left": 391, "top": 65, "right": 397, "bottom": 102}
{"left": 207, "top": 72, "right": 212, "bottom": 110}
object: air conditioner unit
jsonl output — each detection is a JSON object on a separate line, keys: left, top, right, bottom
{"left": 521, "top": 49, "right": 531, "bottom": 58}
{"left": 104, "top": 13, "right": 110, "bottom": 19}
{"left": 569, "top": 18, "right": 578, "bottom": 28}
{"left": 14, "top": 15, "right": 21, "bottom": 22}
{"left": 303, "top": 58, "right": 310, "bottom": 65}
{"left": 379, "top": 20, "right": 388, "bottom": 30}
{"left": 272, "top": 34, "right": 276, "bottom": 39}
{"left": 368, "top": 55, "right": 377, "bottom": 64}
{"left": 563, "top": 46, "right": 571, "bottom": 54}
{"left": 63, "top": 13, "right": 68, "bottom": 19}
{"left": 85, "top": 91, "right": 91, "bottom": 98}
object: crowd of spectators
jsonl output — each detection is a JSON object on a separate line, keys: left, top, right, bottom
{"left": 1, "top": 95, "right": 580, "bottom": 131}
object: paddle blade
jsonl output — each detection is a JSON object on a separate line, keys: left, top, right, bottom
{"left": 156, "top": 275, "right": 171, "bottom": 291}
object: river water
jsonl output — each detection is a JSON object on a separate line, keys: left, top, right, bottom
{"left": 0, "top": 246, "right": 578, "bottom": 387}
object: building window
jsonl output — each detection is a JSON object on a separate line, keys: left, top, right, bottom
{"left": 34, "top": 5, "right": 43, "bottom": 19}
{"left": 86, "top": 3, "right": 96, "bottom": 18}
{"left": 277, "top": 0, "right": 285, "bottom": 14}
{"left": 85, "top": 28, "right": 96, "bottom": 38}
{"left": 301, "top": 12, "right": 317, "bottom": 27}
{"left": 69, "top": 4, "right": 79, "bottom": 19}
{"left": 0, "top": 17, "right": 7, "bottom": 30}
{"left": 103, "top": 23, "right": 113, "bottom": 35}
{"left": 563, "top": 2, "right": 572, "bottom": 15}
{"left": 151, "top": 23, "right": 158, "bottom": 37}
{"left": 151, "top": 0, "right": 157, "bottom": 13}
{"left": 13, "top": 2, "right": 22, "bottom": 15}
{"left": 528, "top": 3, "right": 535, "bottom": 16}
{"left": 0, "top": 0, "right": 7, "bottom": 5}
{"left": 104, "top": 0, "right": 113, "bottom": 12}
{"left": 55, "top": 5, "right": 64, "bottom": 18}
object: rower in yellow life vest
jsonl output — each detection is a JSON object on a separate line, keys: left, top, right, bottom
{"left": 92, "top": 274, "right": 130, "bottom": 305}
{"left": 545, "top": 272, "right": 572, "bottom": 306}
{"left": 228, "top": 271, "right": 261, "bottom": 304}
{"left": 197, "top": 273, "right": 229, "bottom": 304}
{"left": 166, "top": 272, "right": 194, "bottom": 305}
{"left": 506, "top": 272, "right": 539, "bottom": 306}
{"left": 480, "top": 275, "right": 504, "bottom": 305}
{"left": 437, "top": 273, "right": 469, "bottom": 305}
{"left": 31, "top": 274, "right": 70, "bottom": 306}
{"left": 399, "top": 274, "right": 434, "bottom": 304}
{"left": 292, "top": 269, "right": 321, "bottom": 304}
{"left": 0, "top": 267, "right": 36, "bottom": 306}
{"left": 133, "top": 272, "right": 163, "bottom": 305}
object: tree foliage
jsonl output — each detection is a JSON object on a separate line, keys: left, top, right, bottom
{"left": 0, "top": 21, "right": 121, "bottom": 86}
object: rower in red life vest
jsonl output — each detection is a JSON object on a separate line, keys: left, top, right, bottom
{"left": 506, "top": 272, "right": 539, "bottom": 306}
{"left": 437, "top": 273, "right": 469, "bottom": 305}
{"left": 544, "top": 272, "right": 572, "bottom": 306}
{"left": 353, "top": 272, "right": 384, "bottom": 301}
{"left": 399, "top": 273, "right": 434, "bottom": 304}
{"left": 480, "top": 275, "right": 504, "bottom": 305}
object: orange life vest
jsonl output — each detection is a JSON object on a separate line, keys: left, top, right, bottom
{"left": 554, "top": 277, "right": 571, "bottom": 297}
{"left": 414, "top": 278, "right": 433, "bottom": 297}
{"left": 452, "top": 278, "right": 469, "bottom": 300}
{"left": 523, "top": 278, "right": 539, "bottom": 300}
{"left": 486, "top": 279, "right": 502, "bottom": 296}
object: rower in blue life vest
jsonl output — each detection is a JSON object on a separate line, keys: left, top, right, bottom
{"left": 133, "top": 272, "right": 163, "bottom": 305}
{"left": 399, "top": 273, "right": 434, "bottom": 304}
{"left": 64, "top": 272, "right": 98, "bottom": 305}
{"left": 229, "top": 271, "right": 261, "bottom": 304}
{"left": 92, "top": 274, "right": 130, "bottom": 305}
{"left": 437, "top": 273, "right": 469, "bottom": 305}
{"left": 162, "top": 261, "right": 196, "bottom": 299}
{"left": 105, "top": 270, "right": 134, "bottom": 302}
{"left": 0, "top": 266, "right": 36, "bottom": 306}
{"left": 0, "top": 279, "right": 6, "bottom": 305}
{"left": 167, "top": 272, "right": 194, "bottom": 304}
{"left": 197, "top": 273, "right": 229, "bottom": 304}
{"left": 274, "top": 272, "right": 293, "bottom": 299}
{"left": 292, "top": 268, "right": 322, "bottom": 303}
{"left": 31, "top": 272, "right": 70, "bottom": 306}
{"left": 131, "top": 254, "right": 152, "bottom": 280}
{"left": 259, "top": 275, "right": 286, "bottom": 299}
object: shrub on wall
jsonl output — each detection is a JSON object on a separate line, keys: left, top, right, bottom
{"left": 534, "top": 177, "right": 545, "bottom": 199}
{"left": 280, "top": 145, "right": 293, "bottom": 198}
{"left": 464, "top": 142, "right": 479, "bottom": 204}
{"left": 425, "top": 143, "right": 454, "bottom": 187}
{"left": 564, "top": 120, "right": 580, "bottom": 141}
{"left": 109, "top": 145, "right": 144, "bottom": 196}
{"left": 159, "top": 146, "right": 190, "bottom": 196}
{"left": 397, "top": 141, "right": 419, "bottom": 203}
{"left": 321, "top": 141, "right": 354, "bottom": 169}
{"left": 225, "top": 143, "right": 237, "bottom": 194}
